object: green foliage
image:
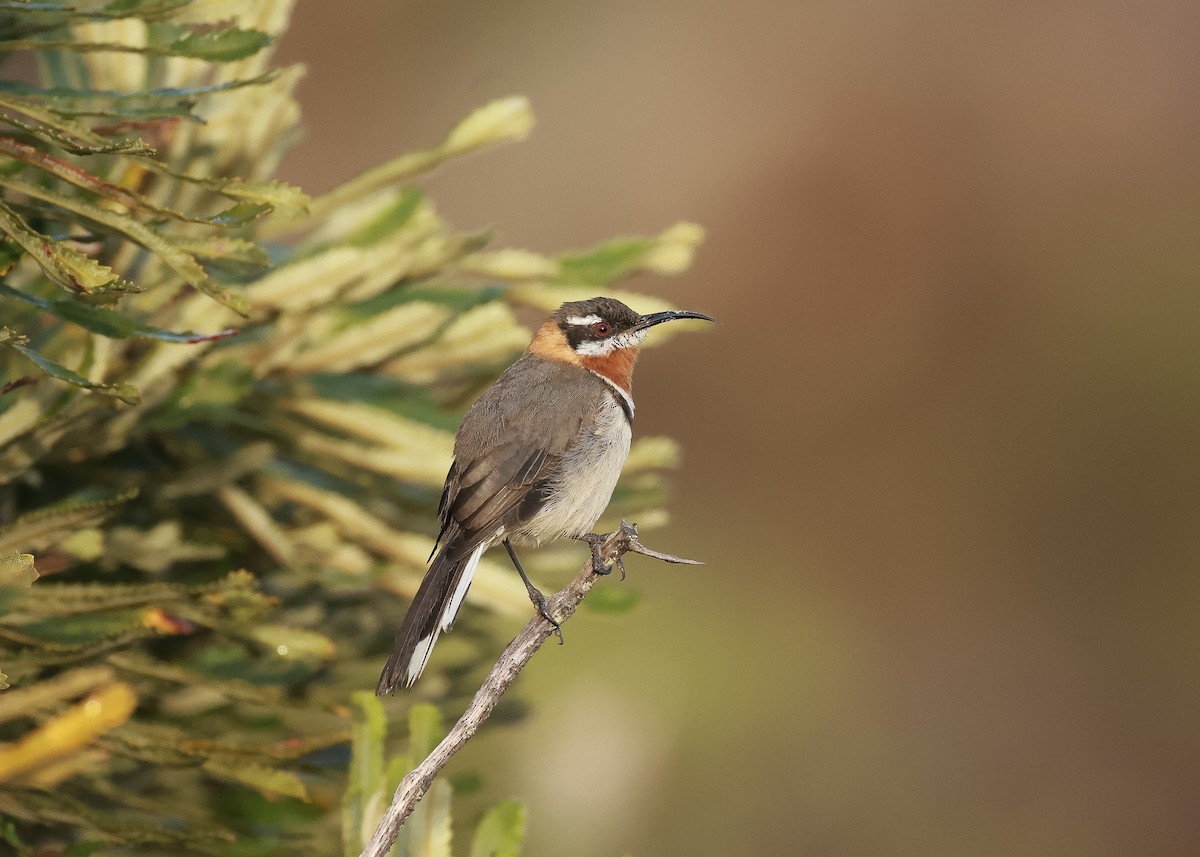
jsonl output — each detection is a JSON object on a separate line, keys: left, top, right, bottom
{"left": 343, "top": 698, "right": 526, "bottom": 857}
{"left": 0, "top": 1, "right": 702, "bottom": 854}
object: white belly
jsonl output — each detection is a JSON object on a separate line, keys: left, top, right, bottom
{"left": 516, "top": 397, "right": 631, "bottom": 544}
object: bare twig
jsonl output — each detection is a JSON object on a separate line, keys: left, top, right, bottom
{"left": 361, "top": 519, "right": 701, "bottom": 857}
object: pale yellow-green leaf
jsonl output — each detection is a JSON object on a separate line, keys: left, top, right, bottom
{"left": 258, "top": 475, "right": 531, "bottom": 618}
{"left": 0, "top": 667, "right": 117, "bottom": 724}
{"left": 0, "top": 173, "right": 249, "bottom": 314}
{"left": 469, "top": 800, "right": 526, "bottom": 857}
{"left": 408, "top": 779, "right": 453, "bottom": 857}
{"left": 380, "top": 553, "right": 529, "bottom": 621}
{"left": 244, "top": 624, "right": 335, "bottom": 661}
{"left": 217, "top": 484, "right": 296, "bottom": 565}
{"left": 598, "top": 507, "right": 669, "bottom": 533}
{"left": 284, "top": 398, "right": 453, "bottom": 460}
{"left": 0, "top": 551, "right": 38, "bottom": 590}
{"left": 167, "top": 0, "right": 296, "bottom": 32}
{"left": 214, "top": 177, "right": 309, "bottom": 218}
{"left": 201, "top": 758, "right": 310, "bottom": 801}
{"left": 285, "top": 301, "right": 453, "bottom": 375}
{"left": 0, "top": 397, "right": 42, "bottom": 448}
{"left": 287, "top": 522, "right": 375, "bottom": 575}
{"left": 244, "top": 245, "right": 371, "bottom": 311}
{"left": 122, "top": 294, "right": 238, "bottom": 394}
{"left": 344, "top": 691, "right": 388, "bottom": 856}
{"left": 173, "top": 234, "right": 269, "bottom": 265}
{"left": 289, "top": 433, "right": 449, "bottom": 486}
{"left": 624, "top": 436, "right": 682, "bottom": 473}
{"left": 70, "top": 19, "right": 148, "bottom": 91}
{"left": 60, "top": 529, "right": 105, "bottom": 562}
{"left": 105, "top": 521, "right": 226, "bottom": 573}
{"left": 18, "top": 747, "right": 110, "bottom": 789}
{"left": 640, "top": 221, "right": 706, "bottom": 274}
{"left": 0, "top": 199, "right": 121, "bottom": 293}
{"left": 0, "top": 93, "right": 149, "bottom": 155}
{"left": 158, "top": 442, "right": 276, "bottom": 500}
{"left": 259, "top": 475, "right": 434, "bottom": 564}
{"left": 385, "top": 302, "right": 528, "bottom": 383}
{"left": 442, "top": 95, "right": 534, "bottom": 155}
{"left": 300, "top": 186, "right": 440, "bottom": 253}
{"left": 459, "top": 247, "right": 561, "bottom": 281}
{"left": 303, "top": 96, "right": 534, "bottom": 224}
{"left": 0, "top": 490, "right": 137, "bottom": 556}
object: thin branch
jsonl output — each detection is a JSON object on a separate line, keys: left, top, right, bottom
{"left": 361, "top": 519, "right": 701, "bottom": 857}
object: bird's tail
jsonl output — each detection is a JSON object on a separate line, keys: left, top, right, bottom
{"left": 376, "top": 542, "right": 484, "bottom": 695}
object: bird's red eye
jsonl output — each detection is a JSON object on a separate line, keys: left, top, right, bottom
{"left": 594, "top": 322, "right": 611, "bottom": 336}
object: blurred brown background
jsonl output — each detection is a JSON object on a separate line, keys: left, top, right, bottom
{"left": 277, "top": 2, "right": 1200, "bottom": 855}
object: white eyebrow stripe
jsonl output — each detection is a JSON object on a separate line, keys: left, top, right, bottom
{"left": 566, "top": 314, "right": 603, "bottom": 326}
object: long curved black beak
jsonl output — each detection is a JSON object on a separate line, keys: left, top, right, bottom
{"left": 634, "top": 309, "right": 716, "bottom": 331}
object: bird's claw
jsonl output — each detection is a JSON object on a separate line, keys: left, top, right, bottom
{"left": 527, "top": 585, "right": 564, "bottom": 645}
{"left": 576, "top": 533, "right": 614, "bottom": 576}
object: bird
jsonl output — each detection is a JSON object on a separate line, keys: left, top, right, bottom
{"left": 376, "top": 296, "right": 714, "bottom": 694}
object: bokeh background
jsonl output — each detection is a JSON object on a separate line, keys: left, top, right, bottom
{"left": 276, "top": 3, "right": 1200, "bottom": 855}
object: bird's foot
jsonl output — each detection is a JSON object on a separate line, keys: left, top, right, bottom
{"left": 574, "top": 532, "right": 626, "bottom": 580}
{"left": 524, "top": 581, "right": 564, "bottom": 645}
{"left": 504, "top": 539, "right": 564, "bottom": 644}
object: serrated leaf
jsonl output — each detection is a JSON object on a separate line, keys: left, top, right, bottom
{"left": 0, "top": 668, "right": 118, "bottom": 725}
{"left": 0, "top": 489, "right": 137, "bottom": 556}
{"left": 0, "top": 788, "right": 231, "bottom": 848}
{"left": 469, "top": 800, "right": 526, "bottom": 857}
{"left": 0, "top": 199, "right": 123, "bottom": 293}
{"left": 0, "top": 29, "right": 272, "bottom": 63}
{"left": 208, "top": 199, "right": 271, "bottom": 226}
{"left": 0, "top": 551, "right": 38, "bottom": 589}
{"left": 0, "top": 283, "right": 238, "bottom": 343}
{"left": 13, "top": 578, "right": 193, "bottom": 616}
{"left": 0, "top": 71, "right": 279, "bottom": 109}
{"left": 9, "top": 343, "right": 141, "bottom": 403}
{"left": 0, "top": 552, "right": 38, "bottom": 612}
{"left": 243, "top": 624, "right": 335, "bottom": 662}
{"left": 100, "top": 0, "right": 194, "bottom": 17}
{"left": 201, "top": 759, "right": 309, "bottom": 801}
{"left": 0, "top": 94, "right": 154, "bottom": 155}
{"left": 19, "top": 609, "right": 150, "bottom": 644}
{"left": 167, "top": 27, "right": 271, "bottom": 62}
{"left": 0, "top": 172, "right": 248, "bottom": 313}
{"left": 214, "top": 178, "right": 308, "bottom": 217}
{"left": 0, "top": 137, "right": 287, "bottom": 229}
{"left": 174, "top": 234, "right": 269, "bottom": 266}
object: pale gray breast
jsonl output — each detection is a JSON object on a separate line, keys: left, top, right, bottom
{"left": 515, "top": 393, "right": 632, "bottom": 544}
